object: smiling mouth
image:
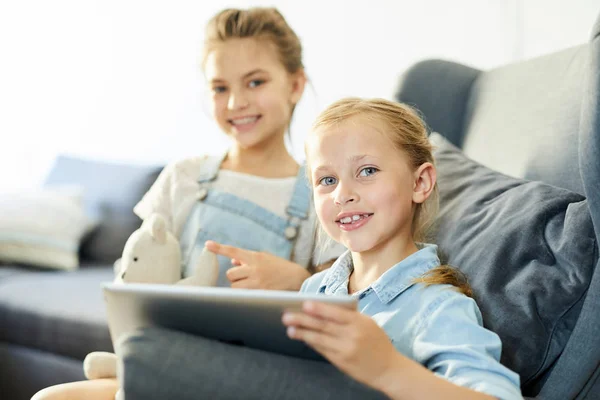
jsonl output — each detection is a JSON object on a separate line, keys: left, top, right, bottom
{"left": 228, "top": 115, "right": 261, "bottom": 126}
{"left": 336, "top": 213, "right": 373, "bottom": 232}
{"left": 336, "top": 213, "right": 373, "bottom": 224}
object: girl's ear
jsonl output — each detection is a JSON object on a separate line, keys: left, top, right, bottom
{"left": 289, "top": 69, "right": 307, "bottom": 105}
{"left": 412, "top": 162, "right": 436, "bottom": 204}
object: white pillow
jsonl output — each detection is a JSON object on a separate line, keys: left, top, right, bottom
{"left": 0, "top": 186, "right": 97, "bottom": 270}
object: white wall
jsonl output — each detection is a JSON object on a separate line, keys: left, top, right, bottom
{"left": 520, "top": 0, "right": 599, "bottom": 59}
{"left": 0, "top": 0, "right": 597, "bottom": 190}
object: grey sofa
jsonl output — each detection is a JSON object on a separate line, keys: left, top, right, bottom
{"left": 0, "top": 157, "right": 162, "bottom": 400}
{"left": 3, "top": 12, "right": 599, "bottom": 400}
{"left": 395, "top": 13, "right": 600, "bottom": 399}
{"left": 115, "top": 10, "right": 600, "bottom": 400}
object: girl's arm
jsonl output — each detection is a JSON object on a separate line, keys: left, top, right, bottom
{"left": 282, "top": 301, "right": 508, "bottom": 400}
{"left": 375, "top": 354, "right": 496, "bottom": 400}
{"left": 205, "top": 241, "right": 310, "bottom": 290}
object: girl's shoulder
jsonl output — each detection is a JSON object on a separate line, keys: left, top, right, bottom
{"left": 410, "top": 283, "right": 483, "bottom": 329}
{"left": 158, "top": 154, "right": 232, "bottom": 187}
{"left": 163, "top": 155, "right": 210, "bottom": 179}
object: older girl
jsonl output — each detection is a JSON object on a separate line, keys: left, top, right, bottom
{"left": 32, "top": 7, "right": 342, "bottom": 400}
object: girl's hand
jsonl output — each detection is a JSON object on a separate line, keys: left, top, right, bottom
{"left": 282, "top": 301, "right": 399, "bottom": 390}
{"left": 205, "top": 240, "right": 310, "bottom": 291}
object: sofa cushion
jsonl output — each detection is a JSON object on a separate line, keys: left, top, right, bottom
{"left": 430, "top": 133, "right": 598, "bottom": 390}
{"left": 460, "top": 45, "right": 588, "bottom": 195}
{"left": 0, "top": 187, "right": 96, "bottom": 270}
{"left": 0, "top": 265, "right": 114, "bottom": 360}
{"left": 44, "top": 156, "right": 163, "bottom": 264}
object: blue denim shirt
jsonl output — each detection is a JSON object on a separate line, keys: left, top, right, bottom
{"left": 301, "top": 244, "right": 522, "bottom": 400}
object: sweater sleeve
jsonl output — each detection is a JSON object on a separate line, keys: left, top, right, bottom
{"left": 133, "top": 163, "right": 176, "bottom": 232}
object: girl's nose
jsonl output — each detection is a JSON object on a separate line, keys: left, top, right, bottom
{"left": 334, "top": 185, "right": 359, "bottom": 205}
{"left": 227, "top": 91, "right": 249, "bottom": 110}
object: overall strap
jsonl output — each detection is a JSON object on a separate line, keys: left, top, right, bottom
{"left": 285, "top": 164, "right": 311, "bottom": 220}
{"left": 197, "top": 152, "right": 227, "bottom": 183}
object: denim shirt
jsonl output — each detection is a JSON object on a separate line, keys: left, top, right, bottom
{"left": 301, "top": 244, "right": 523, "bottom": 400}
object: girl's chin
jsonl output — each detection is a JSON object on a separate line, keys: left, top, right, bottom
{"left": 230, "top": 131, "right": 281, "bottom": 150}
{"left": 341, "top": 240, "right": 375, "bottom": 254}
{"left": 230, "top": 134, "right": 261, "bottom": 149}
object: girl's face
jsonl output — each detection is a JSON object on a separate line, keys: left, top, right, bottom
{"left": 204, "top": 38, "right": 305, "bottom": 150}
{"left": 306, "top": 118, "right": 430, "bottom": 254}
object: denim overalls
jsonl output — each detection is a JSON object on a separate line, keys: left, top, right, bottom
{"left": 178, "top": 154, "right": 311, "bottom": 287}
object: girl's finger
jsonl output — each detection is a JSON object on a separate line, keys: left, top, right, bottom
{"left": 231, "top": 258, "right": 242, "bottom": 266}
{"left": 230, "top": 278, "right": 257, "bottom": 289}
{"left": 226, "top": 266, "right": 250, "bottom": 282}
{"left": 205, "top": 241, "right": 251, "bottom": 262}
{"left": 282, "top": 312, "right": 341, "bottom": 335}
{"left": 287, "top": 326, "right": 342, "bottom": 355}
{"left": 302, "top": 301, "right": 357, "bottom": 324}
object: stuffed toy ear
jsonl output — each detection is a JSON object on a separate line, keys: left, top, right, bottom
{"left": 83, "top": 351, "right": 118, "bottom": 380}
{"left": 144, "top": 213, "right": 168, "bottom": 244}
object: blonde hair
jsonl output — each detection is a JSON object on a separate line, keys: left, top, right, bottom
{"left": 201, "top": 7, "right": 303, "bottom": 74}
{"left": 309, "top": 97, "right": 472, "bottom": 297}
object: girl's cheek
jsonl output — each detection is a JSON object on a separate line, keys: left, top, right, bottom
{"left": 317, "top": 201, "right": 336, "bottom": 228}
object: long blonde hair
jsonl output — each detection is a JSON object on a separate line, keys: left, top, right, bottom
{"left": 309, "top": 97, "right": 472, "bottom": 297}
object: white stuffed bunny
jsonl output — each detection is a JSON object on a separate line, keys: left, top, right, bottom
{"left": 83, "top": 213, "right": 219, "bottom": 400}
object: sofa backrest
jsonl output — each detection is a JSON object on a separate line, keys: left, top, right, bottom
{"left": 395, "top": 46, "right": 589, "bottom": 196}
{"left": 395, "top": 11, "right": 600, "bottom": 400}
{"left": 44, "top": 156, "right": 163, "bottom": 264}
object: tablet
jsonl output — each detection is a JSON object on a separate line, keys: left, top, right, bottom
{"left": 103, "top": 283, "right": 357, "bottom": 362}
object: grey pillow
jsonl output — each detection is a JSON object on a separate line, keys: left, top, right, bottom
{"left": 430, "top": 133, "right": 598, "bottom": 393}
{"left": 44, "top": 156, "right": 163, "bottom": 264}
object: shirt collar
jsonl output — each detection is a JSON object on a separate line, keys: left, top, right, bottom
{"left": 318, "top": 244, "right": 441, "bottom": 304}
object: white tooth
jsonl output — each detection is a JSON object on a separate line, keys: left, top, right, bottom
{"left": 352, "top": 215, "right": 361, "bottom": 221}
{"left": 340, "top": 217, "right": 352, "bottom": 224}
{"left": 232, "top": 116, "right": 257, "bottom": 125}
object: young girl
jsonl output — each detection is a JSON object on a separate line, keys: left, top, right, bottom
{"left": 91, "top": 98, "right": 523, "bottom": 400}
{"left": 137, "top": 6, "right": 341, "bottom": 291}
{"left": 282, "top": 97, "right": 523, "bottom": 399}
{"left": 32, "top": 7, "right": 341, "bottom": 400}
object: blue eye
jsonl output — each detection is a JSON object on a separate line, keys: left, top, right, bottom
{"left": 359, "top": 167, "right": 379, "bottom": 177}
{"left": 212, "top": 86, "right": 227, "bottom": 94}
{"left": 319, "top": 176, "right": 337, "bottom": 186}
{"left": 249, "top": 79, "right": 265, "bottom": 88}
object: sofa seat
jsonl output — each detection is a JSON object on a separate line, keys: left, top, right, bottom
{"left": 0, "top": 265, "right": 114, "bottom": 361}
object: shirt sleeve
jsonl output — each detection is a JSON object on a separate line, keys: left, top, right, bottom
{"left": 412, "top": 292, "right": 523, "bottom": 400}
{"left": 133, "top": 163, "right": 175, "bottom": 231}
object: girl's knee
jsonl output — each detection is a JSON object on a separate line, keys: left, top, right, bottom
{"left": 115, "top": 327, "right": 168, "bottom": 361}
{"left": 31, "top": 379, "right": 118, "bottom": 400}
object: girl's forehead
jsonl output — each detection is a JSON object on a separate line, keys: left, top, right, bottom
{"left": 309, "top": 117, "right": 393, "bottom": 147}
{"left": 204, "top": 38, "right": 282, "bottom": 78}
{"left": 307, "top": 119, "right": 398, "bottom": 164}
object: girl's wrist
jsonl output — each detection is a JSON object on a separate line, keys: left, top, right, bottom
{"left": 376, "top": 355, "right": 401, "bottom": 398}
{"left": 295, "top": 267, "right": 311, "bottom": 289}
{"left": 374, "top": 353, "right": 418, "bottom": 400}
{"left": 288, "top": 262, "right": 310, "bottom": 291}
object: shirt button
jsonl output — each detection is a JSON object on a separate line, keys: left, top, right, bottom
{"left": 198, "top": 188, "right": 208, "bottom": 200}
{"left": 284, "top": 226, "right": 297, "bottom": 240}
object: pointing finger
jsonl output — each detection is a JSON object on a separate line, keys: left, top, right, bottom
{"left": 205, "top": 241, "right": 251, "bottom": 261}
